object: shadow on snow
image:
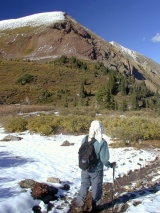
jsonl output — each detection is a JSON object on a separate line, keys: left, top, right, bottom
{"left": 0, "top": 151, "right": 34, "bottom": 168}
{"left": 103, "top": 181, "right": 160, "bottom": 210}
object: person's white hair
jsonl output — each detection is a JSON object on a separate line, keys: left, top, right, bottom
{"left": 88, "top": 120, "right": 104, "bottom": 142}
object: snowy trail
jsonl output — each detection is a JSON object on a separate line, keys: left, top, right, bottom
{"left": 0, "top": 127, "right": 159, "bottom": 213}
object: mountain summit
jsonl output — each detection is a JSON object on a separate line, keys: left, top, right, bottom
{"left": 0, "top": 11, "right": 66, "bottom": 30}
{"left": 0, "top": 11, "right": 160, "bottom": 91}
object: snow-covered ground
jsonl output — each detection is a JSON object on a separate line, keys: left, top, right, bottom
{"left": 0, "top": 127, "right": 160, "bottom": 213}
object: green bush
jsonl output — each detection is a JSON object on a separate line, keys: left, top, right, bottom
{"left": 61, "top": 116, "right": 92, "bottom": 133}
{"left": 3, "top": 113, "right": 160, "bottom": 146}
{"left": 37, "top": 90, "right": 52, "bottom": 103}
{"left": 103, "top": 116, "right": 160, "bottom": 142}
{"left": 27, "top": 116, "right": 55, "bottom": 134}
{"left": 26, "top": 115, "right": 92, "bottom": 135}
{"left": 38, "top": 124, "right": 53, "bottom": 135}
{"left": 16, "top": 74, "right": 34, "bottom": 85}
{"left": 4, "top": 117, "right": 28, "bottom": 132}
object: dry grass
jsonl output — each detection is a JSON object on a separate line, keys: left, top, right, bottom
{"left": 0, "top": 104, "right": 55, "bottom": 128}
{"left": 109, "top": 139, "right": 160, "bottom": 149}
{"left": 0, "top": 105, "right": 55, "bottom": 116}
{"left": 134, "top": 140, "right": 160, "bottom": 149}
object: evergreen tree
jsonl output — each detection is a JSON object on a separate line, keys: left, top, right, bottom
{"left": 85, "top": 98, "right": 89, "bottom": 106}
{"left": 108, "top": 72, "right": 116, "bottom": 94}
{"left": 109, "top": 94, "right": 116, "bottom": 110}
{"left": 145, "top": 99, "right": 149, "bottom": 108}
{"left": 121, "top": 99, "right": 128, "bottom": 112}
{"left": 120, "top": 78, "right": 127, "bottom": 95}
{"left": 70, "top": 56, "right": 76, "bottom": 64}
{"left": 59, "top": 55, "right": 68, "bottom": 64}
{"left": 80, "top": 96, "right": 84, "bottom": 106}
{"left": 64, "top": 94, "right": 68, "bottom": 108}
{"left": 95, "top": 85, "right": 105, "bottom": 105}
{"left": 79, "top": 82, "right": 86, "bottom": 98}
{"left": 131, "top": 92, "right": 139, "bottom": 110}
{"left": 73, "top": 97, "right": 77, "bottom": 107}
{"left": 114, "top": 100, "right": 118, "bottom": 110}
{"left": 96, "top": 85, "right": 116, "bottom": 110}
{"left": 102, "top": 86, "right": 111, "bottom": 109}
{"left": 154, "top": 89, "right": 160, "bottom": 113}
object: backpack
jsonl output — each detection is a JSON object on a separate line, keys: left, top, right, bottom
{"left": 78, "top": 136, "right": 98, "bottom": 171}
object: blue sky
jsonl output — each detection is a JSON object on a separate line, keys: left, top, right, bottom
{"left": 0, "top": 0, "right": 160, "bottom": 64}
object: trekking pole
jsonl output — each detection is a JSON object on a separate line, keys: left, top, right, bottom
{"left": 111, "top": 166, "right": 115, "bottom": 213}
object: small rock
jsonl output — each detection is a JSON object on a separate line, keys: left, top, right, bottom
{"left": 47, "top": 177, "right": 60, "bottom": 183}
{"left": 61, "top": 140, "right": 74, "bottom": 146}
{"left": 123, "top": 185, "right": 132, "bottom": 190}
{"left": 133, "top": 200, "right": 142, "bottom": 206}
{"left": 1, "top": 135, "right": 23, "bottom": 142}
{"left": 60, "top": 183, "right": 70, "bottom": 191}
{"left": 135, "top": 180, "right": 142, "bottom": 188}
{"left": 32, "top": 206, "right": 42, "bottom": 213}
{"left": 19, "top": 179, "right": 37, "bottom": 188}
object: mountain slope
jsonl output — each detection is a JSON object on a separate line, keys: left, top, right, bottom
{"left": 110, "top": 41, "right": 160, "bottom": 75}
{"left": 0, "top": 11, "right": 160, "bottom": 92}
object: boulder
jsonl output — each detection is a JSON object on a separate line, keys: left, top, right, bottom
{"left": 19, "top": 179, "right": 37, "bottom": 188}
{"left": 1, "top": 135, "right": 23, "bottom": 142}
{"left": 31, "top": 182, "right": 58, "bottom": 201}
{"left": 31, "top": 182, "right": 48, "bottom": 199}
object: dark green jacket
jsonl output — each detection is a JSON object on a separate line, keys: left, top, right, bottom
{"left": 81, "top": 136, "right": 110, "bottom": 172}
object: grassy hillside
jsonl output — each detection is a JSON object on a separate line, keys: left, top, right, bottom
{"left": 0, "top": 58, "right": 107, "bottom": 106}
{"left": 0, "top": 57, "right": 159, "bottom": 114}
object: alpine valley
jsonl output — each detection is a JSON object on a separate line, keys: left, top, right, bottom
{"left": 0, "top": 11, "right": 160, "bottom": 107}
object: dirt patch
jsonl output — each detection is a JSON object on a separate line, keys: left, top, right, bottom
{"left": 68, "top": 156, "right": 160, "bottom": 213}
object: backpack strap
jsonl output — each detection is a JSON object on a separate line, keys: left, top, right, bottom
{"left": 85, "top": 135, "right": 105, "bottom": 156}
{"left": 85, "top": 135, "right": 96, "bottom": 144}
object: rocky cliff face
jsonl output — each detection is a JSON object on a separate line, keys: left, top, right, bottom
{"left": 0, "top": 12, "right": 160, "bottom": 90}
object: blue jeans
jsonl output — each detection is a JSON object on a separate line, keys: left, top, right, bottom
{"left": 76, "top": 169, "right": 103, "bottom": 207}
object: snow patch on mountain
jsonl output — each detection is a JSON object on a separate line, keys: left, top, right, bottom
{"left": 0, "top": 12, "right": 65, "bottom": 30}
{"left": 110, "top": 41, "right": 160, "bottom": 76}
{"left": 110, "top": 41, "right": 139, "bottom": 60}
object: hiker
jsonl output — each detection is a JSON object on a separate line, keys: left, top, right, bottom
{"left": 76, "top": 120, "right": 116, "bottom": 212}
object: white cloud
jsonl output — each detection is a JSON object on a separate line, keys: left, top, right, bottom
{"left": 151, "top": 33, "right": 160, "bottom": 42}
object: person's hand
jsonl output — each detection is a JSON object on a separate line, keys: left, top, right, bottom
{"left": 110, "top": 162, "right": 116, "bottom": 168}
